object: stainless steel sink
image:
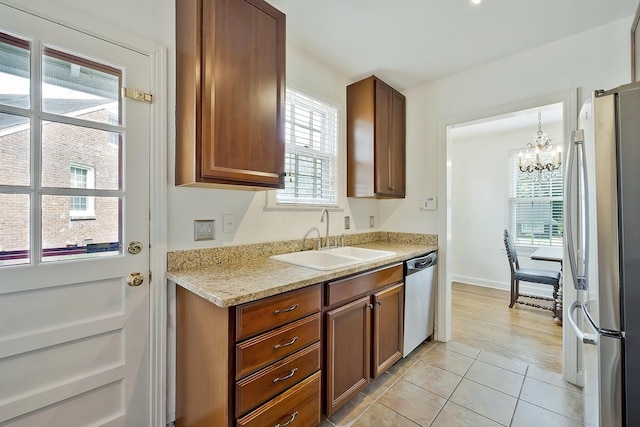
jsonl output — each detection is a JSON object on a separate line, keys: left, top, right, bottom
{"left": 269, "top": 247, "right": 395, "bottom": 270}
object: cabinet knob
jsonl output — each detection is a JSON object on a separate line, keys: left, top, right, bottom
{"left": 377, "top": 300, "right": 382, "bottom": 306}
{"left": 389, "top": 186, "right": 396, "bottom": 191}
{"left": 367, "top": 303, "right": 373, "bottom": 309}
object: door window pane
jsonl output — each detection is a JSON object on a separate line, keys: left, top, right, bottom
{"left": 0, "top": 113, "right": 30, "bottom": 186}
{"left": 0, "top": 194, "right": 30, "bottom": 266}
{"left": 41, "top": 121, "right": 120, "bottom": 190}
{"left": 0, "top": 33, "right": 30, "bottom": 109}
{"left": 41, "top": 195, "right": 121, "bottom": 262}
{"left": 42, "top": 47, "right": 121, "bottom": 125}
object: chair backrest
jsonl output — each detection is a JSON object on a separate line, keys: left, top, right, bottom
{"left": 503, "top": 229, "right": 519, "bottom": 271}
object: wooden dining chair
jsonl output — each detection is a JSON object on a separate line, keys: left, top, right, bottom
{"left": 503, "top": 229, "right": 561, "bottom": 317}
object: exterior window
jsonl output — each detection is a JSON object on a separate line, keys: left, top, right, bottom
{"left": 70, "top": 165, "right": 95, "bottom": 219}
{"left": 276, "top": 88, "right": 338, "bottom": 206}
{"left": 509, "top": 151, "right": 563, "bottom": 247}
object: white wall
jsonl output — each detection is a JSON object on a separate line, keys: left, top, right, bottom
{"left": 382, "top": 17, "right": 633, "bottom": 237}
{"left": 183, "top": 43, "right": 380, "bottom": 248}
{"left": 450, "top": 118, "right": 563, "bottom": 292}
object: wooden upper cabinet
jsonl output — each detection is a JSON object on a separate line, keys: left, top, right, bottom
{"left": 175, "top": 0, "right": 286, "bottom": 189}
{"left": 347, "top": 75, "right": 406, "bottom": 198}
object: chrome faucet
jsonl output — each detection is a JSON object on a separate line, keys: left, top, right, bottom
{"left": 320, "top": 208, "right": 330, "bottom": 249}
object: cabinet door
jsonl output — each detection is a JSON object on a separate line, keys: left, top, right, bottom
{"left": 325, "top": 296, "right": 371, "bottom": 416}
{"left": 176, "top": 0, "right": 285, "bottom": 189}
{"left": 374, "top": 80, "right": 405, "bottom": 198}
{"left": 372, "top": 283, "right": 404, "bottom": 378}
{"left": 374, "top": 80, "right": 393, "bottom": 197}
{"left": 201, "top": 0, "right": 285, "bottom": 187}
{"left": 388, "top": 89, "right": 406, "bottom": 197}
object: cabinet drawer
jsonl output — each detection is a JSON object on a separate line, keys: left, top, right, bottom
{"left": 236, "top": 313, "right": 321, "bottom": 379}
{"left": 236, "top": 371, "right": 321, "bottom": 427}
{"left": 236, "top": 342, "right": 320, "bottom": 416}
{"left": 326, "top": 263, "right": 403, "bottom": 307}
{"left": 236, "top": 285, "right": 321, "bottom": 341}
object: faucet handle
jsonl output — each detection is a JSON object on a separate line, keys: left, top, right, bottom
{"left": 340, "top": 234, "right": 346, "bottom": 247}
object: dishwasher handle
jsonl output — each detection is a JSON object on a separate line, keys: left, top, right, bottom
{"left": 406, "top": 252, "right": 437, "bottom": 275}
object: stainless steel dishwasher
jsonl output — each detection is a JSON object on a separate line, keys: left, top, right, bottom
{"left": 403, "top": 251, "right": 437, "bottom": 357}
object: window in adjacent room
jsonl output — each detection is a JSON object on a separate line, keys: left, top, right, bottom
{"left": 276, "top": 88, "right": 338, "bottom": 206}
{"left": 509, "top": 151, "right": 563, "bottom": 246}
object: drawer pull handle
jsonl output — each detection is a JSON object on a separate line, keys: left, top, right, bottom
{"left": 275, "top": 411, "right": 298, "bottom": 427}
{"left": 273, "top": 304, "right": 299, "bottom": 315}
{"left": 273, "top": 336, "right": 298, "bottom": 349}
{"left": 272, "top": 367, "right": 298, "bottom": 383}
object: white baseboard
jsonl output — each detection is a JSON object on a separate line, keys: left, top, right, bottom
{"left": 451, "top": 275, "right": 553, "bottom": 299}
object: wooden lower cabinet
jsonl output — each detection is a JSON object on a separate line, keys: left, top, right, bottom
{"left": 325, "top": 296, "right": 372, "bottom": 416}
{"left": 323, "top": 264, "right": 405, "bottom": 417}
{"left": 176, "top": 285, "right": 322, "bottom": 427}
{"left": 176, "top": 264, "right": 405, "bottom": 426}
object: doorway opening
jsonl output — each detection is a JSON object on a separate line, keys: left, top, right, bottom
{"left": 439, "top": 90, "right": 580, "bottom": 385}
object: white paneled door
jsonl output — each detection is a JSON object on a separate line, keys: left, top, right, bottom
{"left": 0, "top": 3, "right": 150, "bottom": 426}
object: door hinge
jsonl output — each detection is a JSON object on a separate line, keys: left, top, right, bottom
{"left": 149, "top": 271, "right": 152, "bottom": 282}
{"left": 121, "top": 87, "right": 153, "bottom": 103}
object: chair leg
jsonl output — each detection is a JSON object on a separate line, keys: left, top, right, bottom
{"left": 509, "top": 278, "right": 517, "bottom": 308}
{"left": 551, "top": 285, "right": 559, "bottom": 319}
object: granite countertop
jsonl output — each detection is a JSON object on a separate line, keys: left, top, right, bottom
{"left": 166, "top": 241, "right": 437, "bottom": 308}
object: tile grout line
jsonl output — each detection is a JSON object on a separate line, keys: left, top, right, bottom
{"left": 327, "top": 341, "right": 584, "bottom": 427}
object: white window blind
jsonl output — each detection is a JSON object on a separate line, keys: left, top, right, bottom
{"left": 509, "top": 150, "right": 563, "bottom": 246}
{"left": 276, "top": 88, "right": 338, "bottom": 206}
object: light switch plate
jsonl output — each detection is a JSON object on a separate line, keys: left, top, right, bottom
{"left": 420, "top": 196, "right": 437, "bottom": 210}
{"left": 369, "top": 216, "right": 375, "bottom": 228}
{"left": 194, "top": 219, "right": 215, "bottom": 241}
{"left": 344, "top": 216, "right": 350, "bottom": 230}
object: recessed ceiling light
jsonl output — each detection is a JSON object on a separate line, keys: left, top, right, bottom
{"left": 471, "top": 0, "right": 482, "bottom": 4}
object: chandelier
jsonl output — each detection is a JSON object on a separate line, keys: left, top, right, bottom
{"left": 518, "top": 112, "right": 562, "bottom": 175}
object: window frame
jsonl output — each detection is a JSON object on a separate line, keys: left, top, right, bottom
{"left": 509, "top": 149, "right": 564, "bottom": 247}
{"left": 69, "top": 163, "right": 96, "bottom": 220}
{"left": 272, "top": 87, "right": 339, "bottom": 208}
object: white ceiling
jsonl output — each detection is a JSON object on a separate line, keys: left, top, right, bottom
{"left": 269, "top": 0, "right": 638, "bottom": 91}
{"left": 450, "top": 102, "right": 563, "bottom": 139}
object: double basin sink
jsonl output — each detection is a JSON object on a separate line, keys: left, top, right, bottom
{"left": 270, "top": 246, "right": 396, "bottom": 271}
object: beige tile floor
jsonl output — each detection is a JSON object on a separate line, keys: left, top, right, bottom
{"left": 320, "top": 340, "right": 584, "bottom": 427}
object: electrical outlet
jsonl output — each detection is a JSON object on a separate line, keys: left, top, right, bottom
{"left": 369, "top": 216, "right": 375, "bottom": 228}
{"left": 344, "top": 216, "right": 350, "bottom": 230}
{"left": 223, "top": 214, "right": 237, "bottom": 233}
{"left": 194, "top": 219, "right": 215, "bottom": 241}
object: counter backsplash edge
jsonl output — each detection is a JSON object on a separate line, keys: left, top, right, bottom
{"left": 167, "top": 232, "right": 437, "bottom": 271}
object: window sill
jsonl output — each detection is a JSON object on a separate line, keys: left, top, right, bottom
{"left": 263, "top": 192, "right": 342, "bottom": 212}
{"left": 70, "top": 216, "right": 96, "bottom": 221}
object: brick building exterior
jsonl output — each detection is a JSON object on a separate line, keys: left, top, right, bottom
{"left": 0, "top": 108, "right": 120, "bottom": 260}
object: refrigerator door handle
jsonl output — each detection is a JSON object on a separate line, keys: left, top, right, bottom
{"left": 567, "top": 301, "right": 597, "bottom": 345}
{"left": 565, "top": 130, "right": 580, "bottom": 289}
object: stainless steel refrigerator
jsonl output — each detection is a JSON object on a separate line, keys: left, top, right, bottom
{"left": 566, "top": 81, "right": 640, "bottom": 426}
